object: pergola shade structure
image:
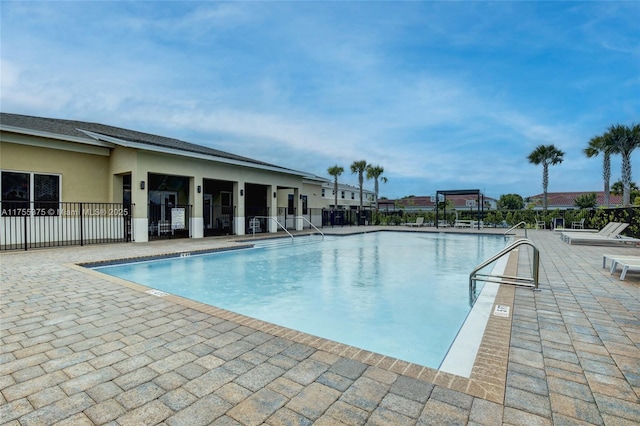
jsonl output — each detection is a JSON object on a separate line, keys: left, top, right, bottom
{"left": 435, "top": 189, "right": 484, "bottom": 229}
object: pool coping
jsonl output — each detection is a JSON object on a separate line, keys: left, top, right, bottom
{"left": 69, "top": 236, "right": 519, "bottom": 404}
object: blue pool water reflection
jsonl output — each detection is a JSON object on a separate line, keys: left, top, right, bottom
{"left": 95, "top": 232, "right": 506, "bottom": 368}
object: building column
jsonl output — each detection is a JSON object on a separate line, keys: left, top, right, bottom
{"left": 268, "top": 185, "right": 277, "bottom": 233}
{"left": 191, "top": 176, "right": 204, "bottom": 239}
{"left": 235, "top": 181, "right": 245, "bottom": 236}
{"left": 294, "top": 187, "right": 303, "bottom": 231}
{"left": 131, "top": 170, "right": 148, "bottom": 243}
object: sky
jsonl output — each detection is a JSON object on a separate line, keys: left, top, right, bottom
{"left": 1, "top": 1, "right": 639, "bottom": 200}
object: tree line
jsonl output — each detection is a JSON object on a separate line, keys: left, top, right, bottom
{"left": 528, "top": 123, "right": 639, "bottom": 211}
{"left": 327, "top": 161, "right": 386, "bottom": 212}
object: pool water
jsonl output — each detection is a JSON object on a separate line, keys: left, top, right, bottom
{"left": 94, "top": 232, "right": 506, "bottom": 368}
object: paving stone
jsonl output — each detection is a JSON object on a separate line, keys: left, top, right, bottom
{"left": 113, "top": 366, "right": 158, "bottom": 391}
{"left": 389, "top": 375, "right": 434, "bottom": 403}
{"left": 269, "top": 354, "right": 299, "bottom": 370}
{"left": 221, "top": 358, "right": 254, "bottom": 376}
{"left": 234, "top": 362, "right": 285, "bottom": 391}
{"left": 546, "top": 376, "right": 595, "bottom": 402}
{"left": 369, "top": 405, "right": 416, "bottom": 425}
{"left": 175, "top": 362, "right": 207, "bottom": 380}
{"left": 228, "top": 388, "right": 288, "bottom": 426}
{"left": 215, "top": 382, "right": 254, "bottom": 405}
{"left": 11, "top": 364, "right": 46, "bottom": 384}
{"left": 548, "top": 392, "right": 603, "bottom": 425}
{"left": 2, "top": 370, "right": 68, "bottom": 402}
{"left": 239, "top": 349, "right": 269, "bottom": 365}
{"left": 148, "top": 350, "right": 198, "bottom": 375}
{"left": 266, "top": 377, "right": 305, "bottom": 399}
{"left": 27, "top": 385, "right": 66, "bottom": 410}
{"left": 154, "top": 371, "right": 189, "bottom": 391}
{"left": 286, "top": 382, "right": 341, "bottom": 420}
{"left": 468, "top": 397, "right": 503, "bottom": 425}
{"left": 323, "top": 400, "right": 368, "bottom": 425}
{"left": 283, "top": 358, "right": 329, "bottom": 386}
{"left": 214, "top": 340, "right": 256, "bottom": 361}
{"left": 18, "top": 392, "right": 95, "bottom": 426}
{"left": 116, "top": 381, "right": 165, "bottom": 410}
{"left": 363, "top": 365, "right": 398, "bottom": 385}
{"left": 211, "top": 415, "right": 244, "bottom": 426}
{"left": 506, "top": 370, "right": 549, "bottom": 396}
{"left": 317, "top": 371, "right": 354, "bottom": 392}
{"left": 430, "top": 386, "right": 474, "bottom": 410}
{"left": 504, "top": 386, "right": 552, "bottom": 419}
{"left": 416, "top": 398, "right": 469, "bottom": 425}
{"left": 85, "top": 381, "right": 123, "bottom": 403}
{"left": 183, "top": 366, "right": 236, "bottom": 398}
{"left": 265, "top": 407, "right": 313, "bottom": 426}
{"left": 193, "top": 353, "right": 225, "bottom": 370}
{"left": 84, "top": 398, "right": 127, "bottom": 424}
{"left": 280, "top": 343, "right": 315, "bottom": 361}
{"left": 0, "top": 398, "right": 33, "bottom": 424}
{"left": 160, "top": 388, "right": 198, "bottom": 411}
{"left": 380, "top": 392, "right": 423, "bottom": 418}
{"left": 339, "top": 376, "right": 389, "bottom": 411}
{"left": 117, "top": 399, "right": 173, "bottom": 426}
{"left": 54, "top": 412, "right": 95, "bottom": 425}
{"left": 329, "top": 358, "right": 368, "bottom": 380}
{"left": 592, "top": 393, "right": 640, "bottom": 422}
{"left": 113, "top": 353, "right": 154, "bottom": 374}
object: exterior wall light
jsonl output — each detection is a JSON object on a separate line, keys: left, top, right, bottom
{"left": 273, "top": 192, "right": 277, "bottom": 198}
{"left": 240, "top": 189, "right": 244, "bottom": 196}
{"left": 140, "top": 181, "right": 145, "bottom": 190}
{"left": 197, "top": 185, "right": 202, "bottom": 193}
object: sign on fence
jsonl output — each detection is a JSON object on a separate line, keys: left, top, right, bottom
{"left": 171, "top": 208, "right": 185, "bottom": 230}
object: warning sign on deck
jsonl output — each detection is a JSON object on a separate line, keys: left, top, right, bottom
{"left": 493, "top": 305, "right": 510, "bottom": 317}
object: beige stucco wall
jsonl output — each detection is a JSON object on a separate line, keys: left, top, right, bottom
{"left": 0, "top": 140, "right": 110, "bottom": 203}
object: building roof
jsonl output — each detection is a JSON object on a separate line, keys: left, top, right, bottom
{"left": 526, "top": 191, "right": 623, "bottom": 207}
{"left": 0, "top": 112, "right": 301, "bottom": 173}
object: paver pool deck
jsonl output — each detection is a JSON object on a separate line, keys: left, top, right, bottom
{"left": 1, "top": 228, "right": 639, "bottom": 425}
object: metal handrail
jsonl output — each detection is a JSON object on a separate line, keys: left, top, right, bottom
{"left": 295, "top": 216, "right": 324, "bottom": 240}
{"left": 251, "top": 216, "right": 294, "bottom": 240}
{"left": 469, "top": 238, "right": 540, "bottom": 304}
{"left": 504, "top": 221, "right": 527, "bottom": 240}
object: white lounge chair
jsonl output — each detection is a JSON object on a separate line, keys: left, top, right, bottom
{"left": 602, "top": 254, "right": 640, "bottom": 270}
{"left": 609, "top": 256, "right": 640, "bottom": 280}
{"left": 565, "top": 224, "right": 639, "bottom": 245}
{"left": 405, "top": 217, "right": 425, "bottom": 227}
{"left": 561, "top": 222, "right": 621, "bottom": 242}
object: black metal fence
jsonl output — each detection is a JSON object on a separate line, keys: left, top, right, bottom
{"left": 322, "top": 209, "right": 371, "bottom": 227}
{"left": 1, "top": 201, "right": 132, "bottom": 250}
{"left": 148, "top": 204, "right": 192, "bottom": 240}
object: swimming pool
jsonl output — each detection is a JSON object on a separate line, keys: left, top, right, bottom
{"left": 94, "top": 231, "right": 506, "bottom": 369}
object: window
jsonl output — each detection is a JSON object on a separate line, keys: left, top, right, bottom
{"left": 1, "top": 172, "right": 29, "bottom": 209}
{"left": 288, "top": 194, "right": 294, "bottom": 213}
{"left": 34, "top": 174, "right": 60, "bottom": 212}
{"left": 1, "top": 171, "right": 60, "bottom": 216}
{"left": 302, "top": 195, "right": 308, "bottom": 215}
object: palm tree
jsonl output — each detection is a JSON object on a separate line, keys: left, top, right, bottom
{"left": 350, "top": 160, "right": 369, "bottom": 213}
{"left": 365, "top": 164, "right": 387, "bottom": 209}
{"left": 527, "top": 144, "right": 565, "bottom": 212}
{"left": 327, "top": 165, "right": 344, "bottom": 210}
{"left": 604, "top": 123, "right": 640, "bottom": 206}
{"left": 584, "top": 135, "right": 612, "bottom": 207}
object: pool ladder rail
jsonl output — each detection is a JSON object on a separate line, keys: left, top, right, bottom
{"left": 469, "top": 238, "right": 540, "bottom": 304}
{"left": 503, "top": 221, "right": 527, "bottom": 240}
{"left": 250, "top": 216, "right": 324, "bottom": 240}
